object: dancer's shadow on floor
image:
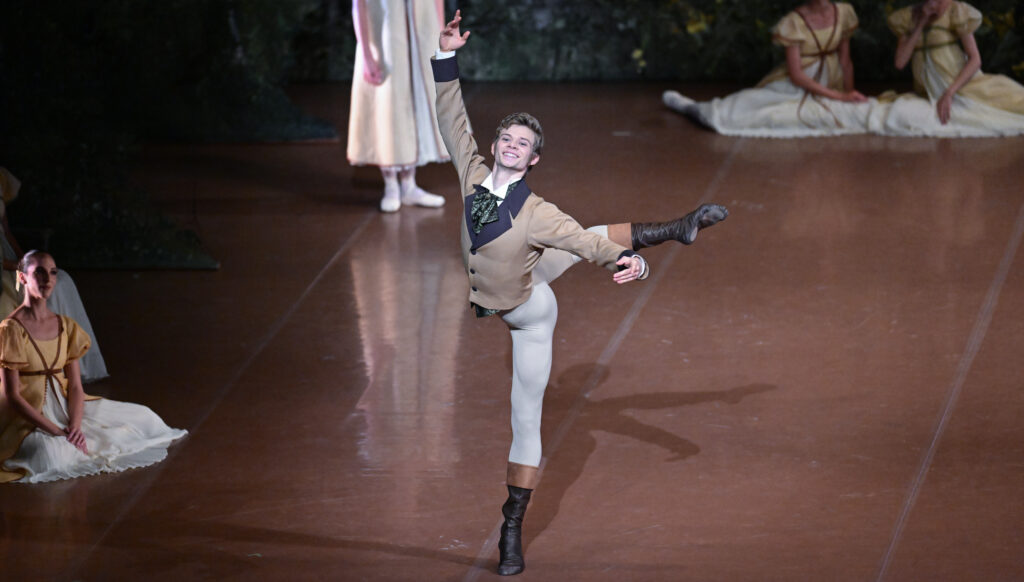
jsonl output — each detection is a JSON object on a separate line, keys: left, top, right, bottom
{"left": 526, "top": 363, "right": 776, "bottom": 549}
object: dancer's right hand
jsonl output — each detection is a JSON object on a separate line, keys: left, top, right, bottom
{"left": 842, "top": 90, "right": 868, "bottom": 103}
{"left": 362, "top": 54, "right": 384, "bottom": 85}
{"left": 440, "top": 10, "right": 471, "bottom": 52}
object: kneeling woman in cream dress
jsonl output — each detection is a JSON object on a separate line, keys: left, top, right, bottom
{"left": 0, "top": 251, "right": 186, "bottom": 483}
{"left": 870, "top": 0, "right": 1024, "bottom": 136}
{"left": 663, "top": 0, "right": 873, "bottom": 137}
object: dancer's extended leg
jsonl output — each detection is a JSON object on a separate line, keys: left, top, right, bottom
{"left": 612, "top": 203, "right": 729, "bottom": 249}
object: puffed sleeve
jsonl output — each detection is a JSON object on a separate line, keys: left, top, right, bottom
{"left": 772, "top": 12, "right": 805, "bottom": 48}
{"left": 63, "top": 316, "right": 92, "bottom": 362}
{"left": 0, "top": 319, "right": 29, "bottom": 371}
{"left": 949, "top": 2, "right": 982, "bottom": 36}
{"left": 0, "top": 167, "right": 20, "bottom": 206}
{"left": 887, "top": 6, "right": 914, "bottom": 37}
{"left": 839, "top": 3, "right": 859, "bottom": 38}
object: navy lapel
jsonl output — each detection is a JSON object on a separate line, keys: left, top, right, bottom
{"left": 467, "top": 180, "right": 532, "bottom": 250}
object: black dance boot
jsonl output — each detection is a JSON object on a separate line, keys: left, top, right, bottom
{"left": 497, "top": 485, "right": 532, "bottom": 576}
{"left": 631, "top": 203, "right": 729, "bottom": 249}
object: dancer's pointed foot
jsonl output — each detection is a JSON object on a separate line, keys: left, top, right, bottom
{"left": 631, "top": 204, "right": 729, "bottom": 249}
{"left": 401, "top": 187, "right": 445, "bottom": 208}
{"left": 679, "top": 203, "right": 729, "bottom": 244}
{"left": 662, "top": 90, "right": 695, "bottom": 114}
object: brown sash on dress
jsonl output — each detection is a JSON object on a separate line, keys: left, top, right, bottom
{"left": 915, "top": 26, "right": 958, "bottom": 60}
{"left": 9, "top": 316, "right": 66, "bottom": 409}
{"left": 795, "top": 5, "right": 843, "bottom": 128}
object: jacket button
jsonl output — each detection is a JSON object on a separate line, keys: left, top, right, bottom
{"left": 469, "top": 268, "right": 476, "bottom": 274}
{"left": 471, "top": 286, "right": 478, "bottom": 292}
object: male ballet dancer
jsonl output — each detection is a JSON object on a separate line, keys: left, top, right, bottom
{"left": 434, "top": 11, "right": 728, "bottom": 576}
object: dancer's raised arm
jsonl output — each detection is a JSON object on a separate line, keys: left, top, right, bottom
{"left": 893, "top": 4, "right": 938, "bottom": 70}
{"left": 440, "top": 9, "right": 471, "bottom": 52}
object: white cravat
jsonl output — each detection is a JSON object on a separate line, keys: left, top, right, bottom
{"left": 480, "top": 174, "right": 519, "bottom": 200}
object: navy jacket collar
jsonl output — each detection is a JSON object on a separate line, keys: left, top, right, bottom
{"left": 466, "top": 180, "right": 531, "bottom": 250}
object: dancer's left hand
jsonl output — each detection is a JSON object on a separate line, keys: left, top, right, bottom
{"left": 613, "top": 256, "right": 645, "bottom": 284}
{"left": 65, "top": 426, "right": 88, "bottom": 454}
{"left": 936, "top": 92, "right": 953, "bottom": 124}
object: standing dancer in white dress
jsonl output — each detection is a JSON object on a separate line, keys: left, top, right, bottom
{"left": 663, "top": 1, "right": 873, "bottom": 137}
{"left": 348, "top": 0, "right": 450, "bottom": 212}
{"left": 0, "top": 251, "right": 186, "bottom": 483}
{"left": 869, "top": 0, "right": 1024, "bottom": 137}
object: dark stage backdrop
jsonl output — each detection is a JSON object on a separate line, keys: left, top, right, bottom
{"left": 292, "top": 0, "right": 1024, "bottom": 83}
{"left": 1, "top": 0, "right": 1020, "bottom": 267}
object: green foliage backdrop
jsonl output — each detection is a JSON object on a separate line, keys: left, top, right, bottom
{"left": 292, "top": 0, "right": 1024, "bottom": 83}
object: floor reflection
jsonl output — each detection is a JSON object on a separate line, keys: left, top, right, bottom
{"left": 0, "top": 477, "right": 95, "bottom": 577}
{"left": 347, "top": 210, "right": 467, "bottom": 508}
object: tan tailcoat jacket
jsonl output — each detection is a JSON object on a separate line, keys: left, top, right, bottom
{"left": 431, "top": 55, "right": 635, "bottom": 312}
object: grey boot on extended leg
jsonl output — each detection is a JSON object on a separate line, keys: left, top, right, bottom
{"left": 631, "top": 203, "right": 729, "bottom": 249}
{"left": 497, "top": 485, "right": 532, "bottom": 576}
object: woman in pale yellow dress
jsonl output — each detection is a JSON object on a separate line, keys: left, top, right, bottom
{"left": 871, "top": 0, "right": 1024, "bottom": 136}
{"left": 0, "top": 168, "right": 108, "bottom": 382}
{"left": 663, "top": 0, "right": 873, "bottom": 137}
{"left": 0, "top": 251, "right": 186, "bottom": 483}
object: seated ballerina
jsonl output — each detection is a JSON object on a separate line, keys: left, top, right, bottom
{"left": 0, "top": 251, "right": 186, "bottom": 483}
{"left": 868, "top": 0, "right": 1024, "bottom": 137}
{"left": 0, "top": 167, "right": 109, "bottom": 382}
{"left": 663, "top": 0, "right": 873, "bottom": 137}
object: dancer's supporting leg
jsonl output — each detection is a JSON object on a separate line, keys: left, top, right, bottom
{"left": 398, "top": 167, "right": 445, "bottom": 208}
{"left": 495, "top": 206, "right": 726, "bottom": 575}
{"left": 498, "top": 281, "right": 556, "bottom": 576}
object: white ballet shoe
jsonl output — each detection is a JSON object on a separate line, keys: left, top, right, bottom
{"left": 662, "top": 90, "right": 695, "bottom": 113}
{"left": 401, "top": 187, "right": 445, "bottom": 208}
{"left": 380, "top": 182, "right": 401, "bottom": 212}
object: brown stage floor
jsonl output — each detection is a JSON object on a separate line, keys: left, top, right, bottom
{"left": 3, "top": 83, "right": 1023, "bottom": 581}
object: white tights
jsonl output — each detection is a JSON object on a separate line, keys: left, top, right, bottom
{"left": 501, "top": 225, "right": 608, "bottom": 467}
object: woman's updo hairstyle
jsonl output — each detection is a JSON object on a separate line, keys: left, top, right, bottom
{"left": 17, "top": 250, "right": 51, "bottom": 273}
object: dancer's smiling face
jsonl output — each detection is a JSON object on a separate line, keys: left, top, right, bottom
{"left": 491, "top": 124, "right": 540, "bottom": 173}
